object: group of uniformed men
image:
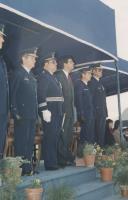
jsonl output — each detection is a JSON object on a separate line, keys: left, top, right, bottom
{"left": 0, "top": 24, "right": 107, "bottom": 174}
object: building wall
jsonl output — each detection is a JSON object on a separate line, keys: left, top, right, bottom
{"left": 107, "top": 92, "right": 128, "bottom": 121}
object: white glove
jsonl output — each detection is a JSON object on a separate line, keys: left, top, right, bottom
{"left": 42, "top": 110, "right": 51, "bottom": 122}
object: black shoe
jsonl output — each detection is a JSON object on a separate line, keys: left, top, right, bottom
{"left": 58, "top": 161, "right": 67, "bottom": 168}
{"left": 21, "top": 163, "right": 32, "bottom": 176}
{"left": 66, "top": 161, "right": 75, "bottom": 166}
{"left": 58, "top": 163, "right": 66, "bottom": 168}
{"left": 45, "top": 166, "right": 59, "bottom": 171}
{"left": 67, "top": 153, "right": 75, "bottom": 163}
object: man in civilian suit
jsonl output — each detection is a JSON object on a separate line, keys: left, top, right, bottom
{"left": 88, "top": 64, "right": 108, "bottom": 147}
{"left": 10, "top": 47, "right": 38, "bottom": 174}
{"left": 0, "top": 24, "right": 9, "bottom": 159}
{"left": 55, "top": 56, "right": 75, "bottom": 166}
{"left": 75, "top": 67, "right": 94, "bottom": 144}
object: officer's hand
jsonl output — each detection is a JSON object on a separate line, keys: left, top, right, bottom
{"left": 12, "top": 112, "right": 22, "bottom": 120}
{"left": 42, "top": 110, "right": 51, "bottom": 122}
{"left": 15, "top": 114, "right": 22, "bottom": 120}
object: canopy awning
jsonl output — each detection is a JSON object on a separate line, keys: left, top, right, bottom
{"left": 0, "top": 0, "right": 117, "bottom": 69}
{"left": 72, "top": 58, "right": 128, "bottom": 96}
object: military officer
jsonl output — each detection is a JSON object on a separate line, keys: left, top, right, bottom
{"left": 75, "top": 67, "right": 94, "bottom": 144}
{"left": 10, "top": 47, "right": 38, "bottom": 174}
{"left": 0, "top": 24, "right": 9, "bottom": 158}
{"left": 55, "top": 56, "right": 75, "bottom": 166}
{"left": 37, "top": 52, "right": 64, "bottom": 170}
{"left": 88, "top": 63, "right": 108, "bottom": 147}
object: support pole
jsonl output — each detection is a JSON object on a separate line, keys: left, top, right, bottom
{"left": 115, "top": 61, "right": 122, "bottom": 142}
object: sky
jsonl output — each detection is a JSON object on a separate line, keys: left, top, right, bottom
{"left": 100, "top": 0, "right": 128, "bottom": 121}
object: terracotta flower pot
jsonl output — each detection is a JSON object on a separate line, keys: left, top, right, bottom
{"left": 25, "top": 188, "right": 43, "bottom": 200}
{"left": 75, "top": 158, "right": 85, "bottom": 167}
{"left": 100, "top": 168, "right": 113, "bottom": 182}
{"left": 84, "top": 155, "right": 95, "bottom": 167}
{"left": 120, "top": 185, "right": 128, "bottom": 197}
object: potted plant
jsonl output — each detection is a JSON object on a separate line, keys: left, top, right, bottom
{"left": 83, "top": 143, "right": 96, "bottom": 167}
{"left": 112, "top": 143, "right": 122, "bottom": 160}
{"left": 102, "top": 146, "right": 115, "bottom": 160}
{"left": 113, "top": 151, "right": 128, "bottom": 197}
{"left": 94, "top": 143, "right": 104, "bottom": 163}
{"left": 46, "top": 184, "right": 74, "bottom": 200}
{"left": 0, "top": 157, "right": 23, "bottom": 199}
{"left": 25, "top": 178, "right": 43, "bottom": 200}
{"left": 114, "top": 166, "right": 128, "bottom": 197}
{"left": 96, "top": 157, "right": 116, "bottom": 181}
{"left": 94, "top": 143, "right": 103, "bottom": 156}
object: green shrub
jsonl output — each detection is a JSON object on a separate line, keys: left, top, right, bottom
{"left": 46, "top": 184, "right": 75, "bottom": 200}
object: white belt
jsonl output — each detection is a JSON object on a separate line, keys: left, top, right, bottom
{"left": 46, "top": 97, "right": 64, "bottom": 102}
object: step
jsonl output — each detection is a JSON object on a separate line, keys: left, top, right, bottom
{"left": 103, "top": 194, "right": 128, "bottom": 200}
{"left": 75, "top": 179, "right": 114, "bottom": 200}
{"left": 18, "top": 166, "right": 96, "bottom": 190}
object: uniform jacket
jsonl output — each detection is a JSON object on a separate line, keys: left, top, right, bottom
{"left": 10, "top": 66, "right": 38, "bottom": 119}
{"left": 75, "top": 80, "right": 93, "bottom": 119}
{"left": 0, "top": 56, "right": 9, "bottom": 114}
{"left": 88, "top": 77, "right": 108, "bottom": 117}
{"left": 55, "top": 70, "right": 74, "bottom": 115}
{"left": 37, "top": 69, "right": 64, "bottom": 115}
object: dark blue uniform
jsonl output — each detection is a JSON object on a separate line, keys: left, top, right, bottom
{"left": 10, "top": 66, "right": 38, "bottom": 160}
{"left": 37, "top": 69, "right": 63, "bottom": 169}
{"left": 75, "top": 80, "right": 94, "bottom": 143}
{"left": 88, "top": 77, "right": 108, "bottom": 146}
{"left": 0, "top": 55, "right": 9, "bottom": 157}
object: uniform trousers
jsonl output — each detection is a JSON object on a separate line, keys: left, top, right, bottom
{"left": 0, "top": 114, "right": 8, "bottom": 157}
{"left": 80, "top": 117, "right": 95, "bottom": 144}
{"left": 42, "top": 114, "right": 62, "bottom": 168}
{"left": 14, "top": 119, "right": 36, "bottom": 161}
{"left": 94, "top": 113, "right": 106, "bottom": 147}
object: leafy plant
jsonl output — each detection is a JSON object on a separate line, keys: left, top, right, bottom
{"left": 103, "top": 146, "right": 114, "bottom": 155}
{"left": 94, "top": 143, "right": 103, "bottom": 156}
{"left": 29, "top": 178, "right": 42, "bottom": 188}
{"left": 114, "top": 166, "right": 128, "bottom": 186}
{"left": 0, "top": 157, "right": 23, "bottom": 200}
{"left": 46, "top": 184, "right": 75, "bottom": 200}
{"left": 96, "top": 157, "right": 116, "bottom": 169}
{"left": 115, "top": 151, "right": 128, "bottom": 167}
{"left": 113, "top": 151, "right": 128, "bottom": 181}
{"left": 0, "top": 157, "right": 23, "bottom": 185}
{"left": 0, "top": 157, "right": 23, "bottom": 169}
{"left": 83, "top": 143, "right": 96, "bottom": 156}
{"left": 0, "top": 186, "right": 25, "bottom": 200}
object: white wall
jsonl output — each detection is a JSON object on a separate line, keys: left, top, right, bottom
{"left": 107, "top": 92, "right": 128, "bottom": 121}
{"left": 101, "top": 0, "right": 128, "bottom": 60}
